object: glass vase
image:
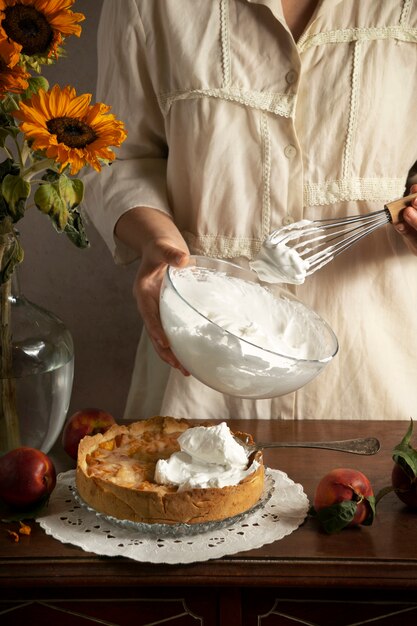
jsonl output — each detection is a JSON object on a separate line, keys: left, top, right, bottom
{"left": 0, "top": 233, "right": 74, "bottom": 455}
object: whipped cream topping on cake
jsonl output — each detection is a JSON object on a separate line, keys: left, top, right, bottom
{"left": 154, "top": 422, "right": 259, "bottom": 490}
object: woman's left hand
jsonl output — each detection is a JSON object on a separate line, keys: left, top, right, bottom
{"left": 394, "top": 183, "right": 417, "bottom": 255}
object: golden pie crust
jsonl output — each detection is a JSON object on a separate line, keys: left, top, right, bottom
{"left": 76, "top": 415, "right": 264, "bottom": 525}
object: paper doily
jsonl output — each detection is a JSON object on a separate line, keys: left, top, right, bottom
{"left": 36, "top": 469, "right": 309, "bottom": 564}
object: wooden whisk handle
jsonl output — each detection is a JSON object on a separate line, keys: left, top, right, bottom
{"left": 385, "top": 191, "right": 417, "bottom": 225}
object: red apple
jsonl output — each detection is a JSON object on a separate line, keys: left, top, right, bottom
{"left": 313, "top": 468, "right": 375, "bottom": 533}
{"left": 62, "top": 408, "right": 116, "bottom": 459}
{"left": 0, "top": 447, "right": 56, "bottom": 508}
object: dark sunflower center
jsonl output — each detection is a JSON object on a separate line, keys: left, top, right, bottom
{"left": 3, "top": 5, "right": 53, "bottom": 55}
{"left": 47, "top": 117, "right": 97, "bottom": 148}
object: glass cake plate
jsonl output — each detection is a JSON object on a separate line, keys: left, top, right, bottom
{"left": 74, "top": 471, "right": 274, "bottom": 538}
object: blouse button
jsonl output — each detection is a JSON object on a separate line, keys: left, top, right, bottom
{"left": 285, "top": 69, "right": 298, "bottom": 85}
{"left": 284, "top": 144, "right": 297, "bottom": 159}
{"left": 282, "top": 215, "right": 295, "bottom": 225}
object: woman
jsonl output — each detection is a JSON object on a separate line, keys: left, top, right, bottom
{"left": 84, "top": 0, "right": 417, "bottom": 421}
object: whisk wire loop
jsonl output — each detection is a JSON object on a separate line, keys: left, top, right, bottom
{"left": 266, "top": 208, "right": 392, "bottom": 276}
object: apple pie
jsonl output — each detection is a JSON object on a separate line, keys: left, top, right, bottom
{"left": 76, "top": 415, "right": 264, "bottom": 525}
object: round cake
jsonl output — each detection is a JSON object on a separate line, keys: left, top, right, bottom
{"left": 76, "top": 415, "right": 264, "bottom": 525}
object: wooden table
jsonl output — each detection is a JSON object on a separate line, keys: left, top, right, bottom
{"left": 1, "top": 420, "right": 417, "bottom": 626}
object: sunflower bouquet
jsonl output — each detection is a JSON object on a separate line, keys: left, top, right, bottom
{"left": 0, "top": 0, "right": 126, "bottom": 277}
{"left": 0, "top": 0, "right": 126, "bottom": 452}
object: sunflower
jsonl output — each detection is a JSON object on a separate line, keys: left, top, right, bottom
{"left": 0, "top": 0, "right": 84, "bottom": 61}
{"left": 13, "top": 84, "right": 127, "bottom": 175}
{"left": 0, "top": 38, "right": 29, "bottom": 96}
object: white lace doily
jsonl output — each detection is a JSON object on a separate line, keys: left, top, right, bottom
{"left": 36, "top": 469, "right": 309, "bottom": 564}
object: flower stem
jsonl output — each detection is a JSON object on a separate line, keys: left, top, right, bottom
{"left": 22, "top": 158, "right": 57, "bottom": 181}
{"left": 0, "top": 241, "right": 21, "bottom": 453}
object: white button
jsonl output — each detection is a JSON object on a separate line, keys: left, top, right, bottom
{"left": 284, "top": 144, "right": 297, "bottom": 159}
{"left": 286, "top": 70, "right": 298, "bottom": 85}
{"left": 282, "top": 215, "right": 295, "bottom": 225}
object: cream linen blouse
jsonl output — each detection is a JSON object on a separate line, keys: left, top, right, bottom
{"left": 84, "top": 0, "right": 417, "bottom": 421}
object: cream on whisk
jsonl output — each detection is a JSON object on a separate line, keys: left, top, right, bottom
{"left": 250, "top": 220, "right": 313, "bottom": 284}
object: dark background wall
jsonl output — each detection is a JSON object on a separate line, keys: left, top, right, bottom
{"left": 18, "top": 0, "right": 141, "bottom": 421}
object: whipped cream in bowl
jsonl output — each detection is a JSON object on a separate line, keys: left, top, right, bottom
{"left": 159, "top": 256, "right": 338, "bottom": 399}
{"left": 154, "top": 422, "right": 258, "bottom": 491}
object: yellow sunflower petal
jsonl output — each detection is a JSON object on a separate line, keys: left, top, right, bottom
{"left": 65, "top": 92, "right": 92, "bottom": 118}
{"left": 13, "top": 83, "right": 126, "bottom": 172}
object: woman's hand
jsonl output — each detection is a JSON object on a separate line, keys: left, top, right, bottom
{"left": 394, "top": 184, "right": 417, "bottom": 255}
{"left": 115, "top": 207, "right": 191, "bottom": 375}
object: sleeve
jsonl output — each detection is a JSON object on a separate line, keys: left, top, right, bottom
{"left": 82, "top": 0, "right": 171, "bottom": 264}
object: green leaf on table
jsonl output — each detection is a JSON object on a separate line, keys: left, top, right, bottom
{"left": 392, "top": 418, "right": 417, "bottom": 479}
{"left": 1, "top": 173, "right": 30, "bottom": 222}
{"left": 315, "top": 500, "right": 357, "bottom": 534}
{"left": 361, "top": 495, "right": 376, "bottom": 526}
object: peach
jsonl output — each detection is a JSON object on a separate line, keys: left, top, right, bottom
{"left": 62, "top": 407, "right": 116, "bottom": 460}
{"left": 0, "top": 447, "right": 56, "bottom": 508}
{"left": 391, "top": 462, "right": 417, "bottom": 510}
{"left": 313, "top": 467, "right": 375, "bottom": 532}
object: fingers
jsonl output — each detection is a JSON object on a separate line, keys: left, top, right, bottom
{"left": 162, "top": 245, "right": 189, "bottom": 268}
{"left": 395, "top": 189, "right": 417, "bottom": 255}
{"left": 137, "top": 280, "right": 190, "bottom": 376}
{"left": 133, "top": 245, "right": 190, "bottom": 376}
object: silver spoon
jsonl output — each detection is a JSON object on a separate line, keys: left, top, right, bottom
{"left": 235, "top": 436, "right": 380, "bottom": 456}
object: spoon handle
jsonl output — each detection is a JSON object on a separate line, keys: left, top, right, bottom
{"left": 256, "top": 437, "right": 380, "bottom": 455}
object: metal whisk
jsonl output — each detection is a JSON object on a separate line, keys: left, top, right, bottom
{"left": 265, "top": 192, "right": 417, "bottom": 277}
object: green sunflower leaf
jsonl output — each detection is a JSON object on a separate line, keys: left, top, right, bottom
{"left": 34, "top": 182, "right": 69, "bottom": 231}
{"left": 34, "top": 176, "right": 85, "bottom": 235}
{"left": 1, "top": 174, "right": 30, "bottom": 222}
{"left": 64, "top": 209, "right": 89, "bottom": 249}
{"left": 20, "top": 76, "right": 50, "bottom": 101}
{"left": 58, "top": 175, "right": 84, "bottom": 210}
{"left": 0, "top": 128, "right": 13, "bottom": 148}
{"left": 41, "top": 169, "right": 60, "bottom": 183}
{"left": 0, "top": 158, "right": 20, "bottom": 182}
{"left": 0, "top": 227, "right": 24, "bottom": 284}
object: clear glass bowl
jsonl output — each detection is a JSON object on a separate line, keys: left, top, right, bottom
{"left": 159, "top": 256, "right": 338, "bottom": 399}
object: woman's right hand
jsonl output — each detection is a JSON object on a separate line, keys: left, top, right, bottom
{"left": 115, "top": 207, "right": 191, "bottom": 375}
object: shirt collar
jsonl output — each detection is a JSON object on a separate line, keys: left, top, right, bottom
{"left": 245, "top": 0, "right": 345, "bottom": 24}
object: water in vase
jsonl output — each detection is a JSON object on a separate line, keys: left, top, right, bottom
{"left": 0, "top": 290, "right": 74, "bottom": 455}
{"left": 15, "top": 357, "right": 74, "bottom": 453}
